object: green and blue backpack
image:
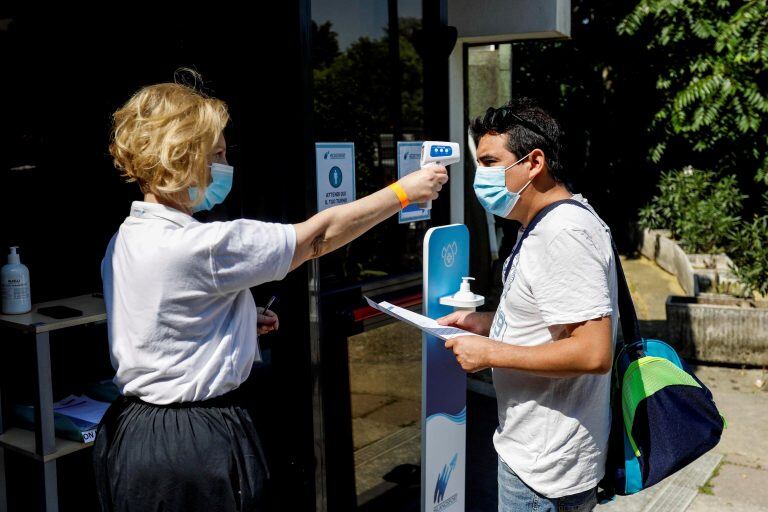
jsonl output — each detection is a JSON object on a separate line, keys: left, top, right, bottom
{"left": 515, "top": 199, "right": 725, "bottom": 501}
{"left": 599, "top": 242, "right": 725, "bottom": 500}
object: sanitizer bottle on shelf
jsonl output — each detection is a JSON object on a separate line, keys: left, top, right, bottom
{"left": 2, "top": 246, "right": 32, "bottom": 315}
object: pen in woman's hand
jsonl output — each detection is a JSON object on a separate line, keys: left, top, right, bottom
{"left": 263, "top": 295, "right": 277, "bottom": 314}
{"left": 257, "top": 296, "right": 279, "bottom": 335}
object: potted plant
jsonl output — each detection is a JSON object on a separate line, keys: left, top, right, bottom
{"left": 641, "top": 169, "right": 768, "bottom": 364}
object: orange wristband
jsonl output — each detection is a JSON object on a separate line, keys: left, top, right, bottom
{"left": 388, "top": 182, "right": 410, "bottom": 209}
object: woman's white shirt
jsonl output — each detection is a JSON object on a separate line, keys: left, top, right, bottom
{"left": 101, "top": 201, "right": 296, "bottom": 404}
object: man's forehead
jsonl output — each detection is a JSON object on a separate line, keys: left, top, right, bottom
{"left": 477, "top": 132, "right": 511, "bottom": 157}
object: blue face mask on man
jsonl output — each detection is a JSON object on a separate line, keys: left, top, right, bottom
{"left": 473, "top": 151, "right": 533, "bottom": 217}
{"left": 189, "top": 163, "right": 234, "bottom": 213}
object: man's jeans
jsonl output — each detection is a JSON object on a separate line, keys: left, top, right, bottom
{"left": 498, "top": 457, "right": 597, "bottom": 512}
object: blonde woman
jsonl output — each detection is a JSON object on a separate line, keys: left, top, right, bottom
{"left": 94, "top": 79, "right": 447, "bottom": 511}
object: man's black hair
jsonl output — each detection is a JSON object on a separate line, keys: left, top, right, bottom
{"left": 470, "top": 97, "right": 567, "bottom": 187}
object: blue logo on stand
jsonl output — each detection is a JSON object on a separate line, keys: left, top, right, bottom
{"left": 329, "top": 166, "right": 343, "bottom": 188}
{"left": 441, "top": 242, "right": 457, "bottom": 267}
{"left": 434, "top": 453, "right": 458, "bottom": 504}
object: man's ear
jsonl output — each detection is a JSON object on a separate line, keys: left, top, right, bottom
{"left": 526, "top": 148, "right": 547, "bottom": 181}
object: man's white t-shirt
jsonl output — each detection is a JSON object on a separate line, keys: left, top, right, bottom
{"left": 490, "top": 194, "right": 618, "bottom": 498}
{"left": 101, "top": 201, "right": 296, "bottom": 405}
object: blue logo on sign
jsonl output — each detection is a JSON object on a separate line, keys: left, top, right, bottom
{"left": 434, "top": 453, "right": 458, "bottom": 504}
{"left": 430, "top": 145, "right": 453, "bottom": 158}
{"left": 324, "top": 151, "right": 330, "bottom": 160}
{"left": 329, "top": 166, "right": 343, "bottom": 188}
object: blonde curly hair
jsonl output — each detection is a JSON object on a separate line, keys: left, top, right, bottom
{"left": 109, "top": 78, "right": 229, "bottom": 209}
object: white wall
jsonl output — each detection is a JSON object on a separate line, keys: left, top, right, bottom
{"left": 448, "top": 0, "right": 570, "bottom": 44}
{"left": 447, "top": 0, "right": 570, "bottom": 224}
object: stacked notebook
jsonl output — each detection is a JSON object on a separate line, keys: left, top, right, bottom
{"left": 12, "top": 380, "right": 118, "bottom": 443}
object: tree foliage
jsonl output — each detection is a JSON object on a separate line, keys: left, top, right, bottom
{"left": 619, "top": 0, "right": 768, "bottom": 184}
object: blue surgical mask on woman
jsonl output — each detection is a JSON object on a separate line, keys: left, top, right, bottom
{"left": 473, "top": 152, "right": 533, "bottom": 217}
{"left": 189, "top": 163, "right": 234, "bottom": 213}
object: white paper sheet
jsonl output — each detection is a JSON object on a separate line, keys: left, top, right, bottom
{"left": 364, "top": 297, "right": 471, "bottom": 340}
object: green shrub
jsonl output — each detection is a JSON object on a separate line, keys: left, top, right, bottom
{"left": 727, "top": 198, "right": 768, "bottom": 298}
{"left": 639, "top": 168, "right": 745, "bottom": 253}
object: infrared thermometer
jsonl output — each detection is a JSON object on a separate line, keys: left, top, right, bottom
{"left": 419, "top": 141, "right": 461, "bottom": 209}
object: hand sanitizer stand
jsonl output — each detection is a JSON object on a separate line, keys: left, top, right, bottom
{"left": 421, "top": 224, "right": 484, "bottom": 512}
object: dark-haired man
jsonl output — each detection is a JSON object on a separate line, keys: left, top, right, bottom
{"left": 438, "top": 98, "right": 618, "bottom": 512}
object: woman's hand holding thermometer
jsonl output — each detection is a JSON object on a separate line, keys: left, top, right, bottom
{"left": 418, "top": 141, "right": 461, "bottom": 209}
{"left": 291, "top": 161, "right": 447, "bottom": 269}
{"left": 395, "top": 162, "right": 449, "bottom": 207}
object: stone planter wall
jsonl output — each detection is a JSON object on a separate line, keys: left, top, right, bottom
{"left": 639, "top": 229, "right": 698, "bottom": 296}
{"left": 639, "top": 229, "right": 742, "bottom": 296}
{"left": 666, "top": 294, "right": 768, "bottom": 365}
